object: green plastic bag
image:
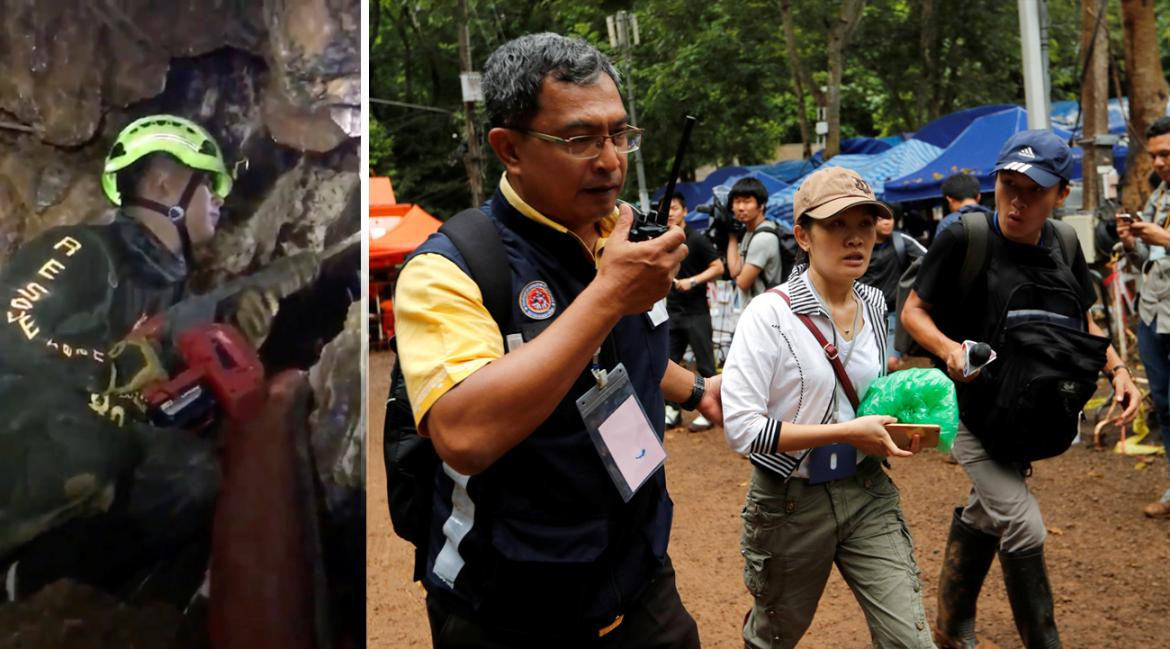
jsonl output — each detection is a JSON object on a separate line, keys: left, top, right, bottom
{"left": 857, "top": 368, "right": 958, "bottom": 452}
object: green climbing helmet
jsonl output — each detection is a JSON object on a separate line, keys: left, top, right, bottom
{"left": 101, "top": 114, "right": 232, "bottom": 206}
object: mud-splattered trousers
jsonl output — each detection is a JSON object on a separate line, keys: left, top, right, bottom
{"left": 741, "top": 458, "right": 936, "bottom": 649}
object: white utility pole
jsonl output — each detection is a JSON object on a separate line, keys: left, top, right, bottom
{"left": 457, "top": 0, "right": 484, "bottom": 206}
{"left": 608, "top": 11, "right": 650, "bottom": 212}
{"left": 1018, "top": 0, "right": 1051, "bottom": 129}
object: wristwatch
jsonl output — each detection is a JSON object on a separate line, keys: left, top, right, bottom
{"left": 1105, "top": 364, "right": 1130, "bottom": 380}
{"left": 689, "top": 278, "right": 698, "bottom": 290}
{"left": 681, "top": 373, "right": 705, "bottom": 410}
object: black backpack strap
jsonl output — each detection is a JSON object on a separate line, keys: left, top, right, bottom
{"left": 749, "top": 221, "right": 779, "bottom": 286}
{"left": 749, "top": 221, "right": 778, "bottom": 256}
{"left": 439, "top": 208, "right": 511, "bottom": 326}
{"left": 383, "top": 208, "right": 510, "bottom": 572}
{"left": 959, "top": 211, "right": 990, "bottom": 298}
{"left": 1049, "top": 219, "right": 1079, "bottom": 268}
{"left": 891, "top": 230, "right": 906, "bottom": 266}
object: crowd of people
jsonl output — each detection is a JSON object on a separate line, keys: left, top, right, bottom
{"left": 390, "top": 31, "right": 1161, "bottom": 649}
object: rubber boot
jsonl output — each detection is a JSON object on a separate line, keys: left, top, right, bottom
{"left": 933, "top": 507, "right": 1000, "bottom": 649}
{"left": 1000, "top": 545, "right": 1062, "bottom": 649}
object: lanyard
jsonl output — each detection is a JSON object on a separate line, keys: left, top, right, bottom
{"left": 591, "top": 348, "right": 607, "bottom": 388}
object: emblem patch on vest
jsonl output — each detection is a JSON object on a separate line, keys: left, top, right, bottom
{"left": 519, "top": 280, "right": 555, "bottom": 320}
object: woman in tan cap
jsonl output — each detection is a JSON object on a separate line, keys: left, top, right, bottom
{"left": 722, "top": 166, "right": 935, "bottom": 649}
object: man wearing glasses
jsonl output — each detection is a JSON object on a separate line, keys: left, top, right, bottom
{"left": 393, "top": 32, "right": 716, "bottom": 648}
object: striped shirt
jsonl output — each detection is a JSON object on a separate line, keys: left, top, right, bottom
{"left": 722, "top": 269, "right": 887, "bottom": 479}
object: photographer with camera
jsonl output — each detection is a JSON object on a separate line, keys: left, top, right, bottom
{"left": 1117, "top": 116, "right": 1170, "bottom": 525}
{"left": 726, "top": 177, "right": 782, "bottom": 305}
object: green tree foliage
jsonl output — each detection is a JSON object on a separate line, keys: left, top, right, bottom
{"left": 632, "top": 0, "right": 796, "bottom": 183}
{"left": 373, "top": 0, "right": 1115, "bottom": 215}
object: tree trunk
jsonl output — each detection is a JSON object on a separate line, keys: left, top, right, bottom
{"left": 780, "top": 0, "right": 812, "bottom": 158}
{"left": 1080, "top": 0, "right": 1109, "bottom": 211}
{"left": 395, "top": 5, "right": 414, "bottom": 103}
{"left": 918, "top": 0, "right": 937, "bottom": 125}
{"left": 404, "top": 3, "right": 442, "bottom": 103}
{"left": 371, "top": 0, "right": 381, "bottom": 46}
{"left": 825, "top": 42, "right": 843, "bottom": 160}
{"left": 824, "top": 0, "right": 867, "bottom": 160}
{"left": 1120, "top": 0, "right": 1169, "bottom": 214}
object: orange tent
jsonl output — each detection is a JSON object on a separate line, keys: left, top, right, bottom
{"left": 369, "top": 177, "right": 441, "bottom": 270}
{"left": 370, "top": 176, "right": 397, "bottom": 216}
{"left": 370, "top": 205, "right": 441, "bottom": 269}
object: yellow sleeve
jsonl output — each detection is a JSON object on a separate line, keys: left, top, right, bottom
{"left": 393, "top": 253, "right": 505, "bottom": 425}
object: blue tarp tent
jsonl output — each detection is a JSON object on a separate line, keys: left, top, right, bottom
{"left": 652, "top": 165, "right": 752, "bottom": 208}
{"left": 661, "top": 139, "right": 941, "bottom": 226}
{"left": 1050, "top": 97, "right": 1170, "bottom": 136}
{"left": 911, "top": 104, "right": 1016, "bottom": 148}
{"left": 811, "top": 136, "right": 896, "bottom": 161}
{"left": 1050, "top": 99, "right": 1126, "bottom": 135}
{"left": 752, "top": 136, "right": 906, "bottom": 182}
{"left": 649, "top": 181, "right": 708, "bottom": 212}
{"left": 653, "top": 167, "right": 788, "bottom": 227}
{"left": 751, "top": 159, "right": 821, "bottom": 183}
{"left": 701, "top": 166, "right": 751, "bottom": 188}
{"left": 884, "top": 107, "right": 1083, "bottom": 204}
{"left": 766, "top": 139, "right": 943, "bottom": 223}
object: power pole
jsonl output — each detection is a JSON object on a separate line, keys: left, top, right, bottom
{"left": 1080, "top": 0, "right": 1109, "bottom": 211}
{"left": 1018, "top": 0, "right": 1051, "bottom": 129}
{"left": 608, "top": 11, "right": 650, "bottom": 212}
{"left": 457, "top": 0, "right": 484, "bottom": 208}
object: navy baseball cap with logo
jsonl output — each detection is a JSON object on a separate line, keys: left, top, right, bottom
{"left": 992, "top": 129, "right": 1074, "bottom": 188}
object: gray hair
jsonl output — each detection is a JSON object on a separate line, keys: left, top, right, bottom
{"left": 483, "top": 32, "right": 621, "bottom": 129}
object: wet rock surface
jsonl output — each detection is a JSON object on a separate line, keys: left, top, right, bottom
{"left": 0, "top": 1, "right": 361, "bottom": 646}
{"left": 0, "top": 0, "right": 357, "bottom": 150}
{"left": 0, "top": 0, "right": 361, "bottom": 267}
{"left": 0, "top": 580, "right": 197, "bottom": 649}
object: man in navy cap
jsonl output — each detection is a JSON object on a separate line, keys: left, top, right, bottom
{"left": 902, "top": 130, "right": 1139, "bottom": 649}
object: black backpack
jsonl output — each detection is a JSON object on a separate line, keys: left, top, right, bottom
{"left": 958, "top": 225, "right": 1107, "bottom": 462}
{"left": 893, "top": 212, "right": 1102, "bottom": 462}
{"left": 383, "top": 208, "right": 510, "bottom": 580}
{"left": 750, "top": 221, "right": 799, "bottom": 286}
{"left": 892, "top": 212, "right": 1079, "bottom": 356}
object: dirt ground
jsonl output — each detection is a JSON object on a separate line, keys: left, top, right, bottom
{"left": 368, "top": 350, "right": 1170, "bottom": 648}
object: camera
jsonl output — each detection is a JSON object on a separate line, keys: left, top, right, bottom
{"left": 697, "top": 186, "right": 744, "bottom": 253}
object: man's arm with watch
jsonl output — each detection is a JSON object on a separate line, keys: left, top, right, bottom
{"left": 1088, "top": 312, "right": 1140, "bottom": 425}
{"left": 673, "top": 258, "right": 725, "bottom": 292}
{"left": 661, "top": 360, "right": 722, "bottom": 425}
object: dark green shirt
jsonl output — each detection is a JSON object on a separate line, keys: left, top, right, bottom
{"left": 0, "top": 214, "right": 186, "bottom": 392}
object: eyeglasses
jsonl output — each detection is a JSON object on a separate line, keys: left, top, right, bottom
{"left": 518, "top": 127, "right": 643, "bottom": 159}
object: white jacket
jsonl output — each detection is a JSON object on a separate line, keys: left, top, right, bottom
{"left": 722, "top": 270, "right": 887, "bottom": 479}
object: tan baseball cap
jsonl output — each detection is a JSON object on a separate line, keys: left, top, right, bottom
{"left": 793, "top": 167, "right": 894, "bottom": 221}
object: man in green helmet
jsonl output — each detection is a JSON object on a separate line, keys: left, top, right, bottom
{"left": 0, "top": 115, "right": 262, "bottom": 601}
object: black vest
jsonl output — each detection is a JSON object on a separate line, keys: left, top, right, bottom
{"left": 408, "top": 190, "right": 673, "bottom": 634}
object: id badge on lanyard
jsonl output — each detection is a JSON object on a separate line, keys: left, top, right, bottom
{"left": 800, "top": 297, "right": 859, "bottom": 485}
{"left": 576, "top": 362, "right": 666, "bottom": 502}
{"left": 807, "top": 356, "right": 858, "bottom": 485}
{"left": 806, "top": 442, "right": 857, "bottom": 485}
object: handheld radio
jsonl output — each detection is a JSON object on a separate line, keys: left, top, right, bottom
{"left": 629, "top": 114, "right": 698, "bottom": 241}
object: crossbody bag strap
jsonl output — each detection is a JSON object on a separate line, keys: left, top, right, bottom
{"left": 769, "top": 288, "right": 860, "bottom": 411}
